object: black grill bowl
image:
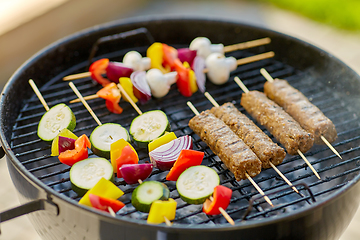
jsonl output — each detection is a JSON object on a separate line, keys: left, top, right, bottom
{"left": 1, "top": 16, "right": 360, "bottom": 240}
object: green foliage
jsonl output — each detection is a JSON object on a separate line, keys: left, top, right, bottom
{"left": 261, "top": 0, "right": 360, "bottom": 30}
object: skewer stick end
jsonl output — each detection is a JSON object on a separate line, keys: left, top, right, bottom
{"left": 260, "top": 68, "right": 274, "bottom": 83}
{"left": 297, "top": 149, "right": 321, "bottom": 179}
{"left": 187, "top": 101, "right": 200, "bottom": 116}
{"left": 234, "top": 77, "right": 249, "bottom": 93}
{"left": 164, "top": 216, "right": 173, "bottom": 226}
{"left": 320, "top": 136, "right": 342, "bottom": 159}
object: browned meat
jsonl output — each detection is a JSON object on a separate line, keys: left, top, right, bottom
{"left": 241, "top": 91, "right": 314, "bottom": 155}
{"left": 264, "top": 79, "right": 337, "bottom": 144}
{"left": 188, "top": 110, "right": 262, "bottom": 180}
{"left": 210, "top": 103, "right": 286, "bottom": 168}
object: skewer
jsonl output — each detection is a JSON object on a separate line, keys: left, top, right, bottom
{"left": 186, "top": 101, "right": 274, "bottom": 207}
{"left": 29, "top": 79, "right": 49, "bottom": 111}
{"left": 260, "top": 68, "right": 342, "bottom": 160}
{"left": 223, "top": 37, "right": 271, "bottom": 53}
{"left": 117, "top": 84, "right": 143, "bottom": 115}
{"left": 70, "top": 94, "right": 98, "bottom": 103}
{"left": 68, "top": 82, "right": 102, "bottom": 126}
{"left": 234, "top": 76, "right": 321, "bottom": 180}
{"left": 204, "top": 92, "right": 299, "bottom": 194}
{"left": 63, "top": 72, "right": 91, "bottom": 81}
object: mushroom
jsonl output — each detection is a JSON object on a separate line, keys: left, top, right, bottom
{"left": 205, "top": 53, "right": 237, "bottom": 85}
{"left": 146, "top": 69, "right": 178, "bottom": 98}
{"left": 189, "top": 37, "right": 224, "bottom": 59}
{"left": 123, "top": 51, "right": 151, "bottom": 71}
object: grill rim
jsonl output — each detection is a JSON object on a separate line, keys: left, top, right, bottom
{"left": 1, "top": 15, "right": 360, "bottom": 232}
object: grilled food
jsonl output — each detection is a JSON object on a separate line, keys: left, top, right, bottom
{"left": 210, "top": 102, "right": 286, "bottom": 168}
{"left": 264, "top": 79, "right": 337, "bottom": 144}
{"left": 188, "top": 110, "right": 262, "bottom": 180}
{"left": 241, "top": 91, "right": 314, "bottom": 155}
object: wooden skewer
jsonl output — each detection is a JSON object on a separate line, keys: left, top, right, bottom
{"left": 163, "top": 216, "right": 173, "bottom": 226}
{"left": 223, "top": 37, "right": 271, "bottom": 53}
{"left": 117, "top": 84, "right": 143, "bottom": 115}
{"left": 187, "top": 101, "right": 273, "bottom": 207}
{"left": 204, "top": 92, "right": 299, "bottom": 194}
{"left": 108, "top": 206, "right": 116, "bottom": 217}
{"left": 209, "top": 196, "right": 235, "bottom": 225}
{"left": 29, "top": 79, "right": 50, "bottom": 111}
{"left": 63, "top": 37, "right": 272, "bottom": 81}
{"left": 70, "top": 94, "right": 98, "bottom": 103}
{"left": 260, "top": 68, "right": 342, "bottom": 160}
{"left": 234, "top": 76, "right": 321, "bottom": 180}
{"left": 68, "top": 82, "right": 102, "bottom": 126}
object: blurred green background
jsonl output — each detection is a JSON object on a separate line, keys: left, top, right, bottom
{"left": 262, "top": 0, "right": 360, "bottom": 30}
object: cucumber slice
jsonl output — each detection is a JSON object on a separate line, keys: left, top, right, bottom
{"left": 90, "top": 123, "right": 130, "bottom": 159}
{"left": 37, "top": 103, "right": 76, "bottom": 141}
{"left": 70, "top": 157, "right": 114, "bottom": 196}
{"left": 176, "top": 165, "right": 220, "bottom": 204}
{"left": 131, "top": 181, "right": 170, "bottom": 213}
{"left": 130, "top": 110, "right": 170, "bottom": 148}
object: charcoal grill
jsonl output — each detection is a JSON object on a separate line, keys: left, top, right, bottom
{"left": 1, "top": 16, "right": 360, "bottom": 240}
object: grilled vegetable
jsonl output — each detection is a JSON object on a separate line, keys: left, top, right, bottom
{"left": 58, "top": 136, "right": 76, "bottom": 154}
{"left": 79, "top": 177, "right": 123, "bottom": 207}
{"left": 58, "top": 134, "right": 91, "bottom": 166}
{"left": 166, "top": 149, "right": 203, "bottom": 181}
{"left": 129, "top": 110, "right": 170, "bottom": 148}
{"left": 147, "top": 198, "right": 177, "bottom": 224}
{"left": 70, "top": 158, "right": 114, "bottom": 196}
{"left": 203, "top": 185, "right": 232, "bottom": 215}
{"left": 119, "top": 163, "right": 153, "bottom": 184}
{"left": 115, "top": 145, "right": 139, "bottom": 177}
{"left": 96, "top": 82, "right": 123, "bottom": 114}
{"left": 131, "top": 181, "right": 170, "bottom": 213}
{"left": 110, "top": 138, "right": 138, "bottom": 174}
{"left": 176, "top": 165, "right": 219, "bottom": 204}
{"left": 90, "top": 123, "right": 130, "bottom": 159}
{"left": 37, "top": 103, "right": 76, "bottom": 142}
{"left": 89, "top": 193, "right": 125, "bottom": 213}
{"left": 148, "top": 132, "right": 177, "bottom": 152}
{"left": 51, "top": 128, "right": 78, "bottom": 156}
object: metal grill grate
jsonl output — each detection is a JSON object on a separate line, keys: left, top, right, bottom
{"left": 9, "top": 45, "right": 360, "bottom": 225}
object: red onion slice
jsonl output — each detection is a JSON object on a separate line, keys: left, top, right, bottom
{"left": 131, "top": 71, "right": 152, "bottom": 104}
{"left": 119, "top": 163, "right": 153, "bottom": 184}
{"left": 149, "top": 135, "right": 193, "bottom": 171}
{"left": 178, "top": 48, "right": 197, "bottom": 66}
{"left": 192, "top": 56, "right": 206, "bottom": 93}
{"left": 58, "top": 136, "right": 76, "bottom": 153}
{"left": 106, "top": 62, "right": 134, "bottom": 82}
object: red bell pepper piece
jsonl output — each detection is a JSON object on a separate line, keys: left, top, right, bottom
{"left": 58, "top": 134, "right": 91, "bottom": 166}
{"left": 96, "top": 82, "right": 123, "bottom": 114}
{"left": 116, "top": 145, "right": 139, "bottom": 177}
{"left": 174, "top": 59, "right": 192, "bottom": 97}
{"left": 166, "top": 149, "right": 204, "bottom": 181}
{"left": 203, "top": 185, "right": 232, "bottom": 215}
{"left": 89, "top": 193, "right": 125, "bottom": 213}
{"left": 89, "top": 58, "right": 112, "bottom": 86}
{"left": 162, "top": 43, "right": 178, "bottom": 71}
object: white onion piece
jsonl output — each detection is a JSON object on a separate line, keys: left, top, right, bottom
{"left": 123, "top": 51, "right": 151, "bottom": 71}
{"left": 149, "top": 135, "right": 193, "bottom": 171}
{"left": 131, "top": 71, "right": 152, "bottom": 104}
{"left": 192, "top": 56, "right": 206, "bottom": 93}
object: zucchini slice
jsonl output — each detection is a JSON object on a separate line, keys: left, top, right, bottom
{"left": 37, "top": 103, "right": 76, "bottom": 141}
{"left": 130, "top": 110, "right": 170, "bottom": 148}
{"left": 176, "top": 165, "right": 220, "bottom": 204}
{"left": 131, "top": 181, "right": 170, "bottom": 213}
{"left": 90, "top": 123, "right": 130, "bottom": 159}
{"left": 70, "top": 157, "right": 114, "bottom": 196}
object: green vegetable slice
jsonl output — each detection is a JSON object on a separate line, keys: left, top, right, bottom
{"left": 70, "top": 158, "right": 114, "bottom": 196}
{"left": 176, "top": 165, "right": 220, "bottom": 204}
{"left": 37, "top": 103, "right": 76, "bottom": 141}
{"left": 130, "top": 110, "right": 170, "bottom": 148}
{"left": 131, "top": 181, "right": 170, "bottom": 213}
{"left": 90, "top": 123, "right": 130, "bottom": 159}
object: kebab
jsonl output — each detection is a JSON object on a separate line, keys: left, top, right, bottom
{"left": 204, "top": 93, "right": 299, "bottom": 193}
{"left": 187, "top": 101, "right": 273, "bottom": 206}
{"left": 234, "top": 77, "right": 321, "bottom": 179}
{"left": 260, "top": 68, "right": 341, "bottom": 159}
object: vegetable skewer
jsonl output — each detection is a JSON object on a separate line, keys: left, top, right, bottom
{"left": 187, "top": 101, "right": 273, "bottom": 206}
{"left": 234, "top": 77, "right": 321, "bottom": 179}
{"left": 259, "top": 68, "right": 342, "bottom": 159}
{"left": 204, "top": 92, "right": 299, "bottom": 194}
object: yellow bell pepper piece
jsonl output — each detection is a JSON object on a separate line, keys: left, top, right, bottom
{"left": 119, "top": 77, "right": 138, "bottom": 103}
{"left": 147, "top": 42, "right": 170, "bottom": 74}
{"left": 148, "top": 132, "right": 177, "bottom": 152}
{"left": 147, "top": 198, "right": 177, "bottom": 224}
{"left": 110, "top": 138, "right": 138, "bottom": 173}
{"left": 79, "top": 178, "right": 124, "bottom": 207}
{"left": 183, "top": 61, "right": 198, "bottom": 93}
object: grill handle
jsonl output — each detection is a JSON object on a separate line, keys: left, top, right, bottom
{"left": 0, "top": 198, "right": 59, "bottom": 234}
